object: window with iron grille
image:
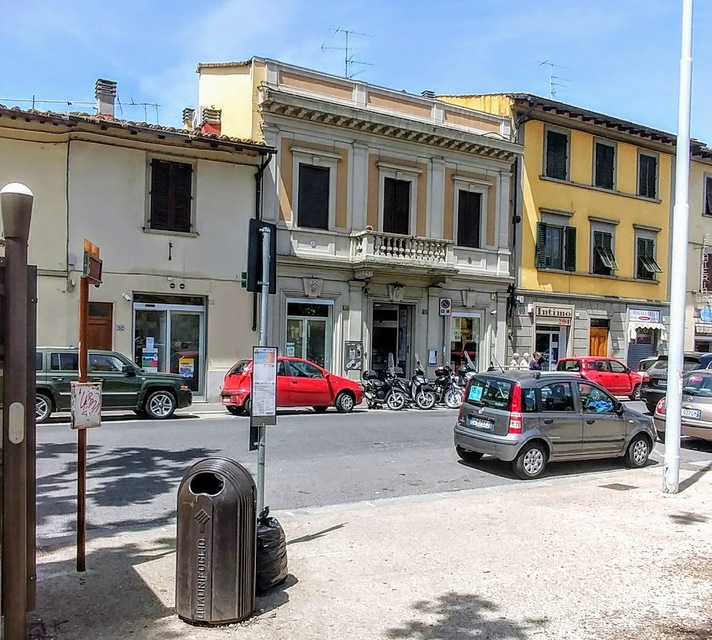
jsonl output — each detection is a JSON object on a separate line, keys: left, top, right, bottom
{"left": 383, "top": 177, "right": 410, "bottom": 235}
{"left": 638, "top": 153, "right": 658, "bottom": 199}
{"left": 456, "top": 190, "right": 481, "bottom": 248}
{"left": 704, "top": 176, "right": 712, "bottom": 216}
{"left": 297, "top": 164, "right": 330, "bottom": 230}
{"left": 148, "top": 159, "right": 193, "bottom": 233}
{"left": 545, "top": 130, "right": 569, "bottom": 180}
{"left": 535, "top": 222, "right": 577, "bottom": 271}
{"left": 636, "top": 237, "right": 662, "bottom": 280}
{"left": 594, "top": 142, "right": 615, "bottom": 190}
{"left": 591, "top": 230, "right": 618, "bottom": 276}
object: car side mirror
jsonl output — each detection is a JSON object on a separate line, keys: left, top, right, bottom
{"left": 615, "top": 401, "right": 625, "bottom": 415}
{"left": 122, "top": 364, "right": 137, "bottom": 377}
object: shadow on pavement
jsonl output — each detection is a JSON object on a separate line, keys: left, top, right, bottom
{"left": 37, "top": 443, "right": 219, "bottom": 543}
{"left": 385, "top": 592, "right": 547, "bottom": 639}
{"left": 256, "top": 574, "right": 299, "bottom": 615}
{"left": 679, "top": 461, "right": 712, "bottom": 492}
{"left": 287, "top": 523, "right": 346, "bottom": 546}
{"left": 668, "top": 511, "right": 709, "bottom": 526}
{"left": 458, "top": 455, "right": 658, "bottom": 481}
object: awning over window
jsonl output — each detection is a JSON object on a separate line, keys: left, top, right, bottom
{"left": 628, "top": 321, "right": 667, "bottom": 341}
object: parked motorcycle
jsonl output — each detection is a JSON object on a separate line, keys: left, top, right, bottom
{"left": 399, "top": 356, "right": 437, "bottom": 410}
{"left": 433, "top": 365, "right": 464, "bottom": 409}
{"left": 361, "top": 354, "right": 408, "bottom": 410}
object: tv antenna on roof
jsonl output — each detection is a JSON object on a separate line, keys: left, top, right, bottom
{"left": 538, "top": 60, "right": 571, "bottom": 98}
{"left": 321, "top": 27, "right": 374, "bottom": 79}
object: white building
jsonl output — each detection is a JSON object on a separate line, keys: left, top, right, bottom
{"left": 198, "top": 58, "right": 522, "bottom": 377}
{"left": 0, "top": 81, "right": 275, "bottom": 400}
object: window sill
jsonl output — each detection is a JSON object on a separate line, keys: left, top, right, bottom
{"left": 538, "top": 175, "right": 662, "bottom": 204}
{"left": 536, "top": 268, "right": 660, "bottom": 284}
{"left": 143, "top": 227, "right": 200, "bottom": 238}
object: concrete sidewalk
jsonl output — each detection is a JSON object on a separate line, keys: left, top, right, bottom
{"left": 32, "top": 462, "right": 712, "bottom": 640}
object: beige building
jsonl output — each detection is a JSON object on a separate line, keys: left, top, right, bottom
{"left": 197, "top": 58, "right": 522, "bottom": 376}
{"left": 687, "top": 146, "right": 712, "bottom": 351}
{"left": 0, "top": 83, "right": 275, "bottom": 400}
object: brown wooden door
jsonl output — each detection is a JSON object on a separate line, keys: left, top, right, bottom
{"left": 589, "top": 327, "right": 609, "bottom": 356}
{"left": 88, "top": 302, "right": 113, "bottom": 350}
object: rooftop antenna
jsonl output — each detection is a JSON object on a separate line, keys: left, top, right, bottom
{"left": 321, "top": 27, "right": 374, "bottom": 78}
{"left": 538, "top": 60, "right": 571, "bottom": 98}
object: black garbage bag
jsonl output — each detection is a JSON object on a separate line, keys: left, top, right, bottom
{"left": 256, "top": 507, "right": 288, "bottom": 594}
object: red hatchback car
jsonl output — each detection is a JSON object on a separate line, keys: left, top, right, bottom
{"left": 221, "top": 356, "right": 363, "bottom": 414}
{"left": 556, "top": 356, "right": 644, "bottom": 400}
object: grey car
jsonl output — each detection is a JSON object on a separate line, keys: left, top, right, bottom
{"left": 453, "top": 371, "right": 656, "bottom": 479}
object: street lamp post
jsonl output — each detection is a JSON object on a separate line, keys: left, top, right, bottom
{"left": 0, "top": 182, "right": 33, "bottom": 640}
{"left": 664, "top": 0, "right": 694, "bottom": 494}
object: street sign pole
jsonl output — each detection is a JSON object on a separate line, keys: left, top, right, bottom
{"left": 663, "top": 0, "right": 694, "bottom": 494}
{"left": 256, "top": 225, "right": 271, "bottom": 514}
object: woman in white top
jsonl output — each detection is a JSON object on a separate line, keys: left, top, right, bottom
{"left": 519, "top": 353, "right": 531, "bottom": 369}
{"left": 509, "top": 353, "right": 521, "bottom": 369}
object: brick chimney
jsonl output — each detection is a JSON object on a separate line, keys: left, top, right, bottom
{"left": 182, "top": 108, "right": 196, "bottom": 131}
{"left": 95, "top": 79, "right": 117, "bottom": 118}
{"left": 200, "top": 107, "right": 221, "bottom": 135}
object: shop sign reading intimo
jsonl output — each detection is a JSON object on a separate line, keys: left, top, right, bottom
{"left": 535, "top": 305, "right": 573, "bottom": 326}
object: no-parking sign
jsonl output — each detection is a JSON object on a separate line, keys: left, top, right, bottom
{"left": 439, "top": 298, "right": 452, "bottom": 316}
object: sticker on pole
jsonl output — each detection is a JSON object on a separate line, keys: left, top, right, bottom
{"left": 439, "top": 298, "right": 452, "bottom": 316}
{"left": 70, "top": 382, "right": 102, "bottom": 429}
{"left": 251, "top": 347, "right": 277, "bottom": 426}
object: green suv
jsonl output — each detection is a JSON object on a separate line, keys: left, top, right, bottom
{"left": 36, "top": 348, "right": 193, "bottom": 423}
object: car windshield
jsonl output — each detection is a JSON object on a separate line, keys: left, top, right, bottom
{"left": 466, "top": 377, "right": 514, "bottom": 411}
{"left": 682, "top": 374, "right": 712, "bottom": 397}
{"left": 229, "top": 360, "right": 250, "bottom": 376}
{"left": 557, "top": 360, "right": 580, "bottom": 372}
{"left": 649, "top": 359, "right": 702, "bottom": 374}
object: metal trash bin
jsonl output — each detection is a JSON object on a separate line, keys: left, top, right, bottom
{"left": 175, "top": 457, "right": 256, "bottom": 625}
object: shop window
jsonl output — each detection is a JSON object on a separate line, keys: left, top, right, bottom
{"left": 536, "top": 222, "right": 576, "bottom": 271}
{"left": 450, "top": 315, "right": 481, "bottom": 370}
{"left": 636, "top": 236, "right": 662, "bottom": 280}
{"left": 456, "top": 191, "right": 482, "bottom": 248}
{"left": 297, "top": 164, "right": 330, "bottom": 230}
{"left": 286, "top": 302, "right": 332, "bottom": 369}
{"left": 148, "top": 159, "right": 193, "bottom": 233}
{"left": 383, "top": 177, "right": 411, "bottom": 235}
{"left": 545, "top": 129, "right": 569, "bottom": 180}
{"left": 591, "top": 229, "right": 618, "bottom": 275}
{"left": 594, "top": 141, "right": 615, "bottom": 190}
{"left": 638, "top": 153, "right": 658, "bottom": 199}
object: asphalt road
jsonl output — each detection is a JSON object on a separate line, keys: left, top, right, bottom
{"left": 35, "top": 401, "right": 712, "bottom": 545}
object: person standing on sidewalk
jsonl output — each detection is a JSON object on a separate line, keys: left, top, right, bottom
{"left": 530, "top": 352, "right": 542, "bottom": 370}
{"left": 509, "top": 353, "right": 521, "bottom": 369}
{"left": 519, "top": 353, "right": 531, "bottom": 369}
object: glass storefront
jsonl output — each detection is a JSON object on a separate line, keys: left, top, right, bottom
{"left": 450, "top": 313, "right": 481, "bottom": 370}
{"left": 133, "top": 294, "right": 206, "bottom": 395}
{"left": 286, "top": 301, "right": 332, "bottom": 369}
{"left": 535, "top": 325, "right": 565, "bottom": 371}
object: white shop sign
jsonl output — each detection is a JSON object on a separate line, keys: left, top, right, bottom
{"left": 628, "top": 309, "right": 661, "bottom": 323}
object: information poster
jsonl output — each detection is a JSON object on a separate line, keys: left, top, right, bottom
{"left": 251, "top": 346, "right": 277, "bottom": 424}
{"left": 70, "top": 382, "right": 103, "bottom": 429}
{"left": 178, "top": 357, "right": 195, "bottom": 379}
{"left": 142, "top": 348, "right": 159, "bottom": 373}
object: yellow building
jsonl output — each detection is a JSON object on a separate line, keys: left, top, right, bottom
{"left": 440, "top": 93, "right": 676, "bottom": 368}
{"left": 687, "top": 147, "right": 712, "bottom": 351}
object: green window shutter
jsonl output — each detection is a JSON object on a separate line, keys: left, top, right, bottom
{"left": 603, "top": 233, "right": 619, "bottom": 270}
{"left": 706, "top": 176, "right": 712, "bottom": 215}
{"left": 536, "top": 222, "right": 548, "bottom": 268}
{"left": 546, "top": 131, "right": 568, "bottom": 180}
{"left": 564, "top": 226, "right": 577, "bottom": 272}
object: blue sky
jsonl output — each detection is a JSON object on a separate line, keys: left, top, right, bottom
{"left": 1, "top": 0, "right": 710, "bottom": 143}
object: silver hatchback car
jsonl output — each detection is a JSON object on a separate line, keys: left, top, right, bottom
{"left": 454, "top": 371, "right": 656, "bottom": 479}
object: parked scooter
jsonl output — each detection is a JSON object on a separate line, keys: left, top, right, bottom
{"left": 393, "top": 355, "right": 436, "bottom": 410}
{"left": 433, "top": 365, "right": 464, "bottom": 409}
{"left": 361, "top": 354, "right": 408, "bottom": 410}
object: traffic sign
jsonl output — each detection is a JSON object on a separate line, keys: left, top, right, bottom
{"left": 439, "top": 298, "right": 452, "bottom": 316}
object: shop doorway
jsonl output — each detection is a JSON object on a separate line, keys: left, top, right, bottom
{"left": 285, "top": 301, "right": 333, "bottom": 370}
{"left": 535, "top": 325, "right": 566, "bottom": 371}
{"left": 589, "top": 320, "right": 609, "bottom": 356}
{"left": 133, "top": 294, "right": 206, "bottom": 396}
{"left": 88, "top": 302, "right": 113, "bottom": 350}
{"left": 371, "top": 303, "right": 412, "bottom": 376}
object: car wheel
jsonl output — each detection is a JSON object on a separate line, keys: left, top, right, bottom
{"left": 656, "top": 430, "right": 665, "bottom": 443}
{"left": 144, "top": 390, "right": 177, "bottom": 419}
{"left": 513, "top": 442, "right": 547, "bottom": 480}
{"left": 625, "top": 434, "right": 651, "bottom": 468}
{"left": 456, "top": 445, "right": 483, "bottom": 463}
{"left": 36, "top": 393, "right": 53, "bottom": 424}
{"left": 630, "top": 384, "right": 641, "bottom": 401}
{"left": 226, "top": 406, "right": 244, "bottom": 416}
{"left": 313, "top": 405, "right": 329, "bottom": 413}
{"left": 244, "top": 396, "right": 252, "bottom": 415}
{"left": 335, "top": 392, "right": 355, "bottom": 413}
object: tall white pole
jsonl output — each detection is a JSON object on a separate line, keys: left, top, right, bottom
{"left": 663, "top": 0, "right": 694, "bottom": 494}
{"left": 256, "top": 226, "right": 271, "bottom": 513}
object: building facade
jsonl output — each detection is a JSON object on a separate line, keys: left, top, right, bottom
{"left": 198, "top": 59, "right": 522, "bottom": 377}
{"left": 0, "top": 86, "right": 274, "bottom": 401}
{"left": 441, "top": 93, "right": 675, "bottom": 369}
{"left": 688, "top": 147, "right": 712, "bottom": 351}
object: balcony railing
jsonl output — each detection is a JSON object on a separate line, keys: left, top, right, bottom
{"left": 351, "top": 230, "right": 450, "bottom": 264}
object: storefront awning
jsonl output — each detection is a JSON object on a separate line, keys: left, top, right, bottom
{"left": 628, "top": 321, "right": 668, "bottom": 341}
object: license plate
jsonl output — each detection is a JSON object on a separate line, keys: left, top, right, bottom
{"left": 468, "top": 416, "right": 494, "bottom": 430}
{"left": 221, "top": 397, "right": 230, "bottom": 404}
{"left": 682, "top": 408, "right": 701, "bottom": 419}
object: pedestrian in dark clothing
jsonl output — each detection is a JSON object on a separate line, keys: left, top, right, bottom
{"left": 530, "top": 351, "right": 542, "bottom": 370}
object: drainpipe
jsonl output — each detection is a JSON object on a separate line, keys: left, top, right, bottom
{"left": 252, "top": 152, "right": 274, "bottom": 332}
